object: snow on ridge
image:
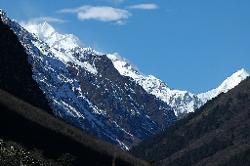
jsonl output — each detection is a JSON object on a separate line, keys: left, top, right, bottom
{"left": 107, "top": 53, "right": 249, "bottom": 117}
{"left": 21, "top": 21, "right": 98, "bottom": 75}
{"left": 21, "top": 21, "right": 81, "bottom": 50}
{"left": 107, "top": 53, "right": 169, "bottom": 94}
{"left": 198, "top": 68, "right": 249, "bottom": 103}
{"left": 107, "top": 53, "right": 199, "bottom": 116}
{"left": 107, "top": 53, "right": 141, "bottom": 77}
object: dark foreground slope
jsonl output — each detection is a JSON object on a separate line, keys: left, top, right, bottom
{"left": 0, "top": 16, "right": 51, "bottom": 112}
{"left": 131, "top": 77, "right": 250, "bottom": 166}
{"left": 0, "top": 89, "right": 149, "bottom": 166}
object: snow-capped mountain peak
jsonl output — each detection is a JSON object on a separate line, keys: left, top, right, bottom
{"left": 218, "top": 68, "right": 249, "bottom": 91}
{"left": 20, "top": 21, "right": 99, "bottom": 75}
{"left": 22, "top": 21, "right": 81, "bottom": 51}
{"left": 198, "top": 68, "right": 249, "bottom": 103}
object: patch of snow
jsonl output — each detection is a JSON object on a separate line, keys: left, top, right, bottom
{"left": 60, "top": 100, "right": 85, "bottom": 119}
{"left": 112, "top": 121, "right": 134, "bottom": 138}
{"left": 116, "top": 139, "right": 129, "bottom": 151}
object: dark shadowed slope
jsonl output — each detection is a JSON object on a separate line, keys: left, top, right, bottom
{"left": 0, "top": 89, "right": 150, "bottom": 166}
{"left": 0, "top": 17, "right": 51, "bottom": 112}
{"left": 131, "top": 77, "right": 250, "bottom": 166}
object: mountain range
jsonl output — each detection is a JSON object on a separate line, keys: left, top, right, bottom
{"left": 22, "top": 18, "right": 249, "bottom": 118}
{"left": 0, "top": 9, "right": 249, "bottom": 150}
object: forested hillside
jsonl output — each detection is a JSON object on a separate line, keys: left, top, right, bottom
{"left": 131, "top": 77, "right": 250, "bottom": 166}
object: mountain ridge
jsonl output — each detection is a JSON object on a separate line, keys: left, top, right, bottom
{"left": 21, "top": 20, "right": 249, "bottom": 117}
{"left": 20, "top": 16, "right": 250, "bottom": 114}
{"left": 1, "top": 10, "right": 176, "bottom": 149}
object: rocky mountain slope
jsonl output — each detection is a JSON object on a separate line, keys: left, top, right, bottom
{"left": 131, "top": 77, "right": 250, "bottom": 166}
{"left": 0, "top": 10, "right": 176, "bottom": 150}
{"left": 0, "top": 14, "right": 149, "bottom": 165}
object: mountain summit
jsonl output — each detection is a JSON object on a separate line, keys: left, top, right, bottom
{"left": 198, "top": 68, "right": 249, "bottom": 103}
{"left": 22, "top": 21, "right": 81, "bottom": 50}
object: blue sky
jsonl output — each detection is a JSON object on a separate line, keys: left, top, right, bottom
{"left": 1, "top": 0, "right": 250, "bottom": 93}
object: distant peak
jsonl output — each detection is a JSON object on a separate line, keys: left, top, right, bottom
{"left": 234, "top": 68, "right": 249, "bottom": 76}
{"left": 198, "top": 68, "right": 249, "bottom": 103}
{"left": 223, "top": 68, "right": 249, "bottom": 85}
{"left": 220, "top": 68, "right": 249, "bottom": 86}
{"left": 22, "top": 21, "right": 55, "bottom": 38}
{"left": 22, "top": 21, "right": 81, "bottom": 50}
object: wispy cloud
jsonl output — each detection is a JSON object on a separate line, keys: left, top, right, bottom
{"left": 128, "top": 3, "right": 159, "bottom": 10}
{"left": 57, "top": 5, "right": 131, "bottom": 24}
{"left": 21, "top": 16, "right": 66, "bottom": 24}
{"left": 111, "top": 0, "right": 126, "bottom": 3}
{"left": 102, "top": 0, "right": 126, "bottom": 4}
